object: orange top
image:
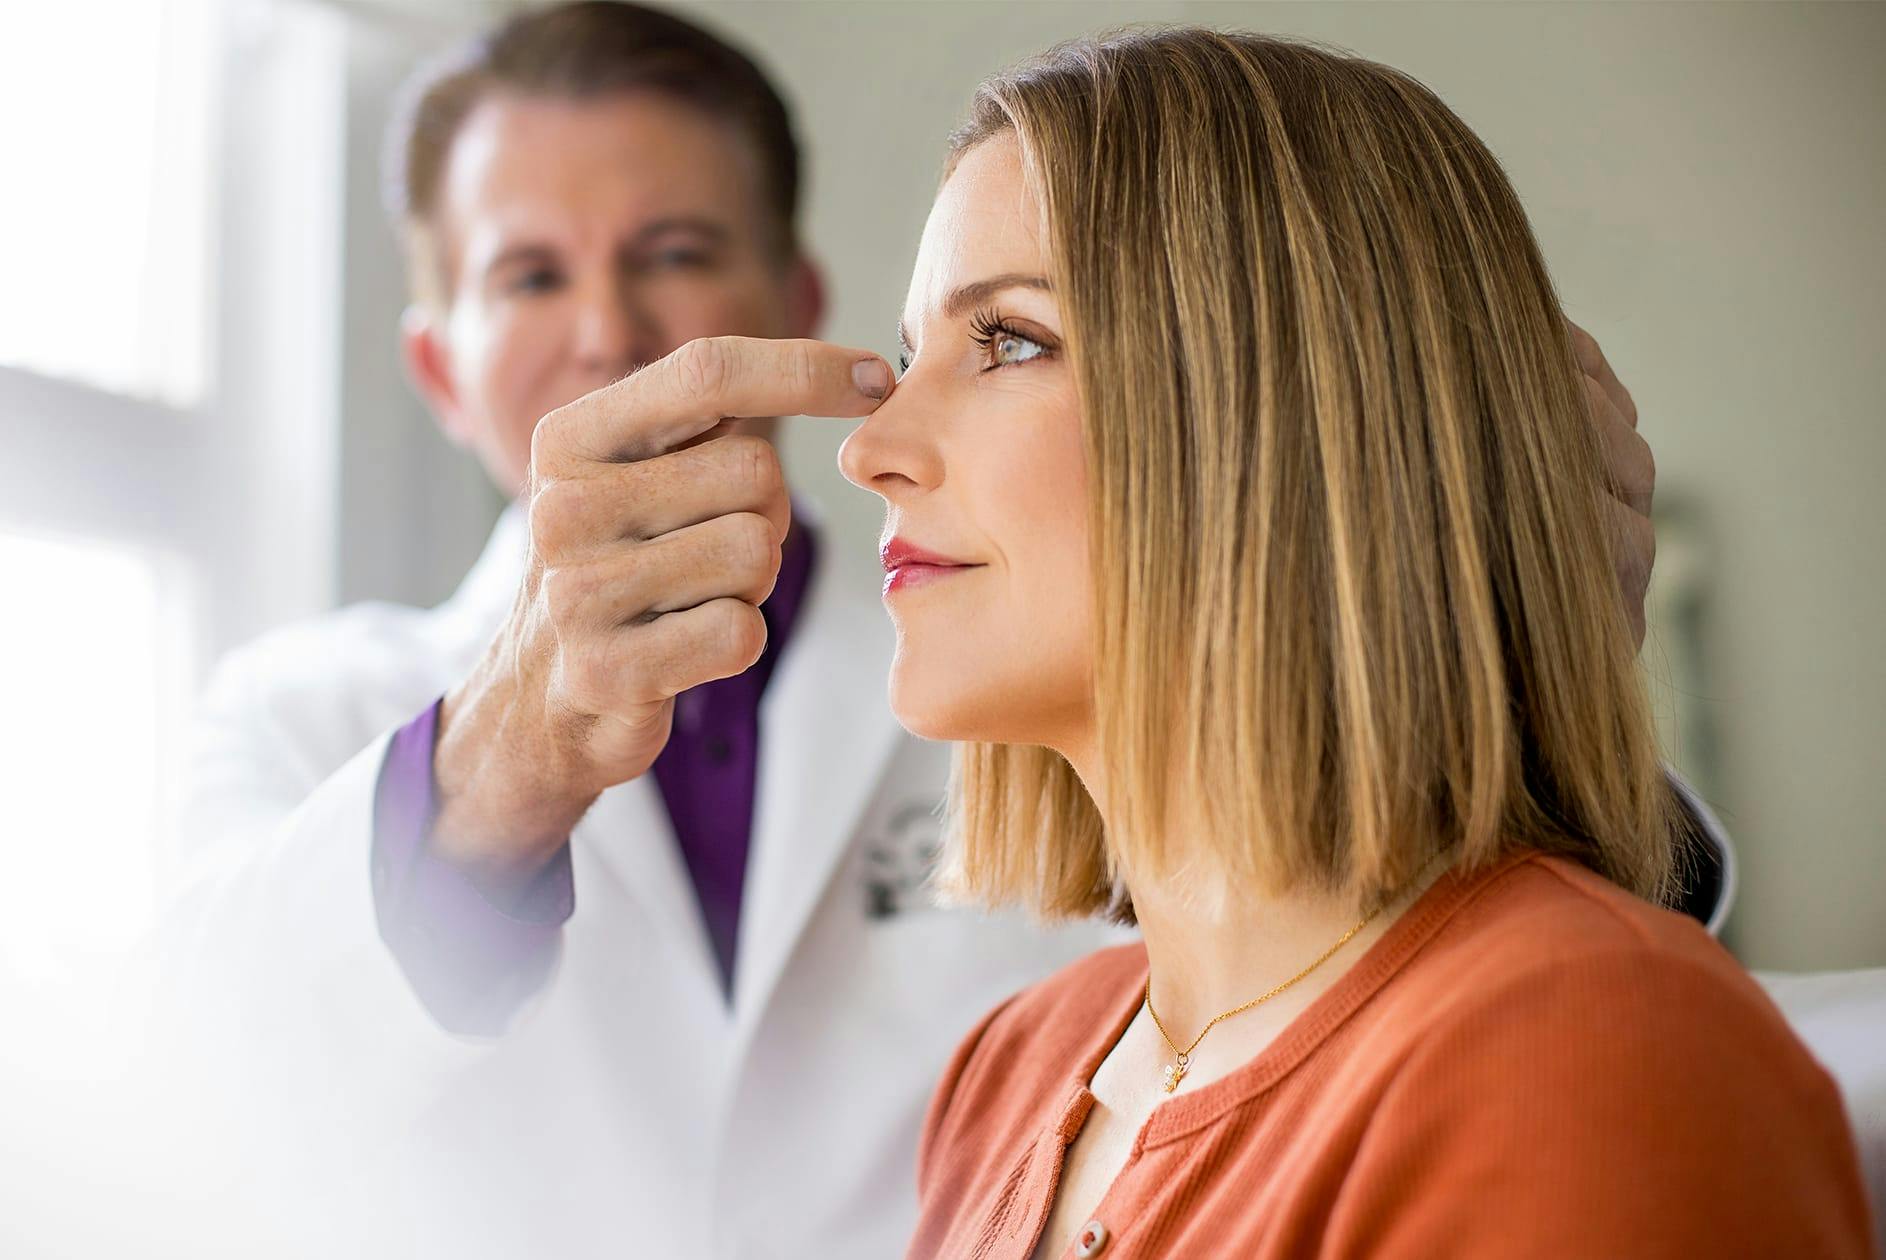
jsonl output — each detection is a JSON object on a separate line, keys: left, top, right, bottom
{"left": 909, "top": 850, "right": 1875, "bottom": 1259}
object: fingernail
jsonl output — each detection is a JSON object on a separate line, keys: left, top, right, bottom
{"left": 852, "top": 357, "right": 891, "bottom": 400}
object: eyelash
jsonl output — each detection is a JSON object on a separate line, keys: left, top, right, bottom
{"left": 968, "top": 308, "right": 1053, "bottom": 372}
{"left": 896, "top": 309, "right": 1055, "bottom": 375}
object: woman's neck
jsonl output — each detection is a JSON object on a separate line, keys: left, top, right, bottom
{"left": 1126, "top": 868, "right": 1419, "bottom": 1044}
{"left": 1058, "top": 742, "right": 1450, "bottom": 1052}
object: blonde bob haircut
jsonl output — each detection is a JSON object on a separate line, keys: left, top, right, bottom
{"left": 940, "top": 27, "right": 1686, "bottom": 922}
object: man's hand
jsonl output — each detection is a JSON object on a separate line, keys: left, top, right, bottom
{"left": 1568, "top": 318, "right": 1656, "bottom": 652}
{"left": 430, "top": 337, "right": 893, "bottom": 889}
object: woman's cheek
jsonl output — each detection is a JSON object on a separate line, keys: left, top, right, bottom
{"left": 1017, "top": 398, "right": 1090, "bottom": 572}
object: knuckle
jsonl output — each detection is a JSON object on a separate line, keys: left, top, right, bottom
{"left": 526, "top": 478, "right": 583, "bottom": 553}
{"left": 716, "top": 600, "right": 767, "bottom": 665}
{"left": 1583, "top": 373, "right": 1608, "bottom": 416}
{"left": 1620, "top": 518, "right": 1654, "bottom": 583}
{"left": 726, "top": 511, "right": 778, "bottom": 572}
{"left": 530, "top": 403, "right": 573, "bottom": 470}
{"left": 1615, "top": 430, "right": 1650, "bottom": 490}
{"left": 526, "top": 481, "right": 565, "bottom": 549}
{"left": 671, "top": 337, "right": 732, "bottom": 402}
{"left": 787, "top": 340, "right": 820, "bottom": 396}
{"left": 726, "top": 433, "right": 783, "bottom": 497}
{"left": 538, "top": 565, "right": 569, "bottom": 621}
{"left": 538, "top": 564, "right": 588, "bottom": 625}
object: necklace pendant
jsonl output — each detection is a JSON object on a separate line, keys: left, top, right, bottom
{"left": 1161, "top": 1054, "right": 1189, "bottom": 1093}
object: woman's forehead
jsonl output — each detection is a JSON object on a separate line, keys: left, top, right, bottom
{"left": 903, "top": 136, "right": 1045, "bottom": 326}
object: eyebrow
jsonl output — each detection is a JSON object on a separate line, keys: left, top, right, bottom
{"left": 484, "top": 243, "right": 557, "bottom": 278}
{"left": 632, "top": 216, "right": 732, "bottom": 247}
{"left": 897, "top": 272, "right": 1054, "bottom": 353}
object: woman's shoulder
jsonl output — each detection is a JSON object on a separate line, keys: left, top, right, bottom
{"left": 1379, "top": 848, "right": 1854, "bottom": 1156}
{"left": 1427, "top": 850, "right": 1767, "bottom": 1009}
{"left": 1391, "top": 851, "right": 1809, "bottom": 1064}
{"left": 1328, "top": 851, "right": 1873, "bottom": 1254}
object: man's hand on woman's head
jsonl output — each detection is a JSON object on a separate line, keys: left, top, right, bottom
{"left": 1567, "top": 317, "right": 1656, "bottom": 652}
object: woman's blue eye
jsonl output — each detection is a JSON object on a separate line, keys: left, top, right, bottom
{"left": 967, "top": 311, "right": 1054, "bottom": 371}
{"left": 989, "top": 332, "right": 1045, "bottom": 368}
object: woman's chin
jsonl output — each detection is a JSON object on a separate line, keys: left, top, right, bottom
{"left": 886, "top": 670, "right": 996, "bottom": 744}
{"left": 886, "top": 696, "right": 975, "bottom": 744}
{"left": 887, "top": 651, "right": 1079, "bottom": 747}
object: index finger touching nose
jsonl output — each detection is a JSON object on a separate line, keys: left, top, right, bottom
{"left": 543, "top": 337, "right": 894, "bottom": 468}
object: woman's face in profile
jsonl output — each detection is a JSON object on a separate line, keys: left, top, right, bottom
{"left": 839, "top": 133, "right": 1093, "bottom": 752}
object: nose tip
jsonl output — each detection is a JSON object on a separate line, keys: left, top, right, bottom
{"left": 838, "top": 366, "right": 936, "bottom": 500}
{"left": 836, "top": 420, "right": 872, "bottom": 491}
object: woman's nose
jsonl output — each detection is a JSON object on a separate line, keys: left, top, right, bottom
{"left": 838, "top": 372, "right": 942, "bottom": 500}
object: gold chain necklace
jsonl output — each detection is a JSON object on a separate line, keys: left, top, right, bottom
{"left": 1143, "top": 855, "right": 1442, "bottom": 1093}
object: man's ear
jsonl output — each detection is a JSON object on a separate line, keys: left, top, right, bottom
{"left": 400, "top": 304, "right": 471, "bottom": 448}
{"left": 784, "top": 253, "right": 827, "bottom": 340}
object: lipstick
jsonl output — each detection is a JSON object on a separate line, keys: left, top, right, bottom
{"left": 880, "top": 536, "right": 983, "bottom": 597}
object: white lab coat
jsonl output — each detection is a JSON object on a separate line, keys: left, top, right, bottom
{"left": 162, "top": 500, "right": 1127, "bottom": 1260}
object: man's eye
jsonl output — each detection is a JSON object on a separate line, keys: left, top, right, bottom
{"left": 897, "top": 352, "right": 912, "bottom": 375}
{"left": 646, "top": 249, "right": 713, "bottom": 271}
{"left": 511, "top": 268, "right": 563, "bottom": 295}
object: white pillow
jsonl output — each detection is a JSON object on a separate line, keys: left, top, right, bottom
{"left": 1754, "top": 967, "right": 1886, "bottom": 1254}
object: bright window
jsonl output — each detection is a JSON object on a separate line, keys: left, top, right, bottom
{"left": 0, "top": 532, "right": 173, "bottom": 980}
{"left": 0, "top": 0, "right": 345, "bottom": 982}
{"left": 0, "top": 0, "right": 215, "bottom": 406}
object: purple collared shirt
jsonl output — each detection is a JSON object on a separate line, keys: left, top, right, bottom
{"left": 371, "top": 513, "right": 818, "bottom": 1032}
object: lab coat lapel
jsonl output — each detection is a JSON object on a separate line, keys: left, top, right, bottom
{"left": 574, "top": 772, "right": 725, "bottom": 1005}
{"left": 437, "top": 502, "right": 529, "bottom": 652}
{"left": 731, "top": 541, "right": 903, "bottom": 1034}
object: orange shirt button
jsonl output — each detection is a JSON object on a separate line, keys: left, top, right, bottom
{"left": 1074, "top": 1220, "right": 1110, "bottom": 1257}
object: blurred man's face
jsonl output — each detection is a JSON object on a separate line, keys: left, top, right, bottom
{"left": 403, "top": 89, "right": 821, "bottom": 497}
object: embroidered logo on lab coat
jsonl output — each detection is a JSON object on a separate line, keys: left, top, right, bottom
{"left": 860, "top": 800, "right": 944, "bottom": 920}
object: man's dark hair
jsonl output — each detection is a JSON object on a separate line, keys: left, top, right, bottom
{"left": 384, "top": 0, "right": 802, "bottom": 303}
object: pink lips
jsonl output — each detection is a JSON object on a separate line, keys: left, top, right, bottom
{"left": 880, "top": 536, "right": 983, "bottom": 597}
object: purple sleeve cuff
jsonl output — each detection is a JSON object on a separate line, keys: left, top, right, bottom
{"left": 371, "top": 696, "right": 574, "bottom": 1035}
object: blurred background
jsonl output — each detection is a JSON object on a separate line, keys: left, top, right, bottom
{"left": 0, "top": 0, "right": 1880, "bottom": 1044}
{"left": 2, "top": 1, "right": 1882, "bottom": 1253}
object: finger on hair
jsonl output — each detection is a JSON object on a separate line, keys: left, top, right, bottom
{"left": 1603, "top": 499, "right": 1655, "bottom": 653}
{"left": 1565, "top": 317, "right": 1639, "bottom": 430}
{"left": 1590, "top": 377, "right": 1655, "bottom": 518}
